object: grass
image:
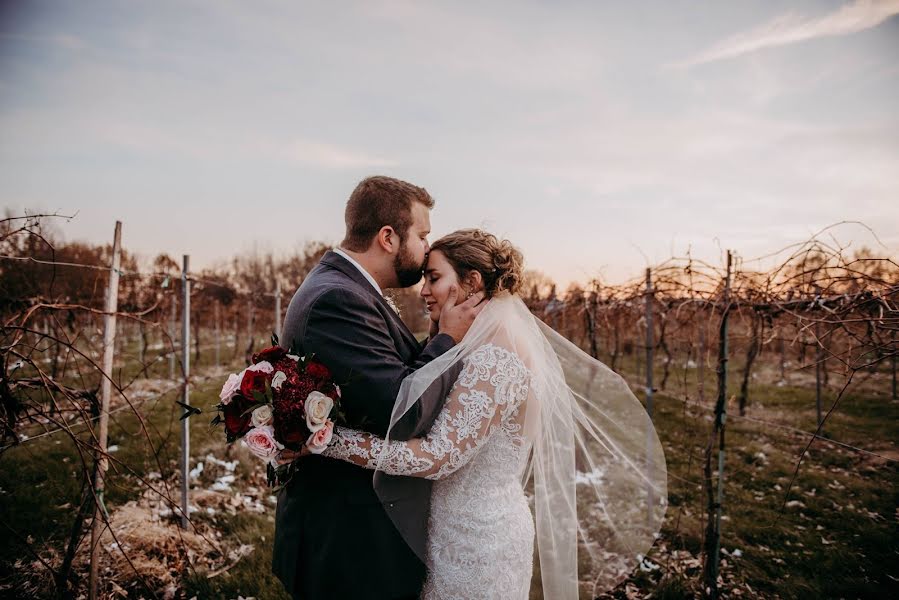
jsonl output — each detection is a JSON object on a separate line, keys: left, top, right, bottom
{"left": 0, "top": 336, "right": 282, "bottom": 598}
{"left": 631, "top": 357, "right": 898, "bottom": 599}
{"left": 182, "top": 511, "right": 289, "bottom": 600}
{"left": 1, "top": 343, "right": 896, "bottom": 599}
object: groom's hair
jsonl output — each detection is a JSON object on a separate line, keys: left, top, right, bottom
{"left": 342, "top": 176, "right": 434, "bottom": 252}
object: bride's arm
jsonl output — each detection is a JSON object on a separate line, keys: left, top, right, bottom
{"left": 321, "top": 343, "right": 529, "bottom": 480}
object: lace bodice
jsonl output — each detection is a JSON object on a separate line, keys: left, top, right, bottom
{"left": 323, "top": 342, "right": 536, "bottom": 599}
{"left": 324, "top": 343, "right": 531, "bottom": 480}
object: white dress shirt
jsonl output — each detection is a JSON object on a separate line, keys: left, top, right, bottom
{"left": 332, "top": 247, "right": 383, "bottom": 296}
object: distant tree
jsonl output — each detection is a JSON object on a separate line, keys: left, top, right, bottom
{"left": 520, "top": 269, "right": 556, "bottom": 304}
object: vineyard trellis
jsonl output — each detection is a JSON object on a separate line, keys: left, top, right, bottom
{"left": 0, "top": 215, "right": 318, "bottom": 598}
{"left": 526, "top": 226, "right": 897, "bottom": 598}
{"left": 1, "top": 214, "right": 896, "bottom": 599}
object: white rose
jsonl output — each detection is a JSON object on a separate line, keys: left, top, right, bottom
{"left": 271, "top": 371, "right": 287, "bottom": 390}
{"left": 304, "top": 391, "right": 334, "bottom": 432}
{"left": 251, "top": 404, "right": 273, "bottom": 427}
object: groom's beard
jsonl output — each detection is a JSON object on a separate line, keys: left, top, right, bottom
{"left": 394, "top": 241, "right": 425, "bottom": 288}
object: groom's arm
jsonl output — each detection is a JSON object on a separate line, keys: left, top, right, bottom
{"left": 301, "top": 287, "right": 455, "bottom": 437}
{"left": 389, "top": 360, "right": 464, "bottom": 441}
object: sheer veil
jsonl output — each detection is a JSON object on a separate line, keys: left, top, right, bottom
{"left": 375, "top": 293, "right": 668, "bottom": 598}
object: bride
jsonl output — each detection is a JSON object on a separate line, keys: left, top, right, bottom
{"left": 299, "top": 229, "right": 666, "bottom": 599}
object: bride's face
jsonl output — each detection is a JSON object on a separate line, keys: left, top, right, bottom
{"left": 420, "top": 250, "right": 460, "bottom": 323}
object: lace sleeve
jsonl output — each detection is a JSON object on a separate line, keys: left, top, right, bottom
{"left": 322, "top": 343, "right": 530, "bottom": 480}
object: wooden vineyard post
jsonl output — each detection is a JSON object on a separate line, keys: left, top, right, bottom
{"left": 703, "top": 250, "right": 732, "bottom": 599}
{"left": 88, "top": 221, "right": 122, "bottom": 600}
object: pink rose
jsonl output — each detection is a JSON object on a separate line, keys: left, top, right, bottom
{"left": 306, "top": 420, "right": 334, "bottom": 455}
{"left": 247, "top": 361, "right": 274, "bottom": 374}
{"left": 242, "top": 425, "right": 283, "bottom": 462}
{"left": 219, "top": 372, "right": 243, "bottom": 405}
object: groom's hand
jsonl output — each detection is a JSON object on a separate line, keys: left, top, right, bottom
{"left": 438, "top": 285, "right": 487, "bottom": 344}
{"left": 429, "top": 317, "right": 440, "bottom": 340}
{"left": 275, "top": 447, "right": 308, "bottom": 466}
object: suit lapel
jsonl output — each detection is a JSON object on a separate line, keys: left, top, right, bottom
{"left": 382, "top": 296, "right": 422, "bottom": 350}
{"left": 319, "top": 251, "right": 421, "bottom": 351}
{"left": 319, "top": 250, "right": 376, "bottom": 292}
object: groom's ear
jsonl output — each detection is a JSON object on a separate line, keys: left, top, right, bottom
{"left": 376, "top": 226, "right": 398, "bottom": 254}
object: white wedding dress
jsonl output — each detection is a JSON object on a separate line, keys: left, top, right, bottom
{"left": 324, "top": 342, "right": 535, "bottom": 599}
{"left": 322, "top": 293, "right": 668, "bottom": 600}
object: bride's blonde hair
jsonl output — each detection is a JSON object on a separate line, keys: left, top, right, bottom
{"left": 429, "top": 229, "right": 524, "bottom": 297}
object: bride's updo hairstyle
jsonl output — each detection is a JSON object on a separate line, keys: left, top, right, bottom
{"left": 429, "top": 229, "right": 524, "bottom": 298}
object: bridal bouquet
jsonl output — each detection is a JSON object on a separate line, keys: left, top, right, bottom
{"left": 213, "top": 339, "right": 343, "bottom": 484}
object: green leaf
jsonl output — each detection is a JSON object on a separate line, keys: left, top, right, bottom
{"left": 176, "top": 400, "right": 202, "bottom": 420}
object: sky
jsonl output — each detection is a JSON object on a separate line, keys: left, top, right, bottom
{"left": 1, "top": 0, "right": 897, "bottom": 287}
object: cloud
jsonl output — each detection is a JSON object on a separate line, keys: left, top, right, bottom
{"left": 285, "top": 139, "right": 398, "bottom": 169}
{"left": 673, "top": 0, "right": 899, "bottom": 68}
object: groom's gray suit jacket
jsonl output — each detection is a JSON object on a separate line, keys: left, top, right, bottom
{"left": 272, "top": 250, "right": 459, "bottom": 600}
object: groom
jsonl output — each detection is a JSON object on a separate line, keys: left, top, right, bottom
{"left": 272, "top": 176, "right": 484, "bottom": 599}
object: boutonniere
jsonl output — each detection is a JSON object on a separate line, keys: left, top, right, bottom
{"left": 384, "top": 295, "right": 401, "bottom": 316}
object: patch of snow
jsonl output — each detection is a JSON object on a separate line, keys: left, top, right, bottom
{"left": 189, "top": 462, "right": 204, "bottom": 480}
{"left": 575, "top": 468, "right": 606, "bottom": 486}
{"left": 637, "top": 555, "right": 659, "bottom": 572}
{"left": 205, "top": 453, "right": 238, "bottom": 472}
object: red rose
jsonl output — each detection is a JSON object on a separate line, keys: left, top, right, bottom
{"left": 305, "top": 360, "right": 331, "bottom": 381}
{"left": 252, "top": 345, "right": 286, "bottom": 364}
{"left": 240, "top": 368, "right": 270, "bottom": 399}
{"left": 272, "top": 393, "right": 309, "bottom": 447}
{"left": 223, "top": 395, "right": 253, "bottom": 439}
{"left": 275, "top": 417, "right": 306, "bottom": 445}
